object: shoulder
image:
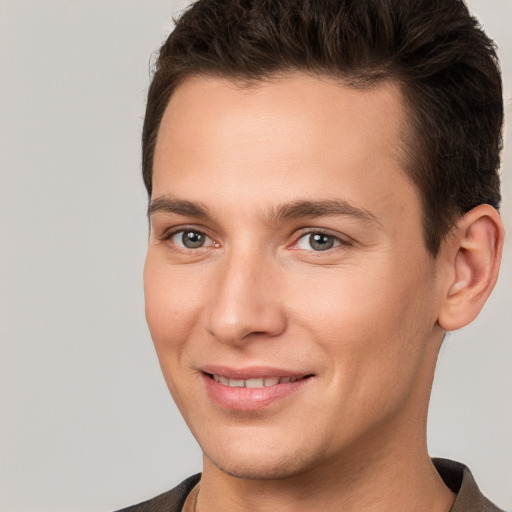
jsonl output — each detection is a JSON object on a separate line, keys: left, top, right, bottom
{"left": 113, "top": 474, "right": 201, "bottom": 512}
{"left": 433, "top": 458, "right": 505, "bottom": 512}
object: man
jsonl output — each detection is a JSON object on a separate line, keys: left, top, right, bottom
{"left": 118, "top": 0, "right": 505, "bottom": 510}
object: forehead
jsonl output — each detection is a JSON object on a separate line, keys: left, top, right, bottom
{"left": 152, "top": 73, "right": 418, "bottom": 227}
{"left": 155, "top": 73, "right": 407, "bottom": 168}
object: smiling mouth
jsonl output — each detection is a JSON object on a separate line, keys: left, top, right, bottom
{"left": 207, "top": 373, "right": 311, "bottom": 388}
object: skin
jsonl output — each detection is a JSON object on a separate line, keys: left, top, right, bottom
{"left": 144, "top": 73, "right": 503, "bottom": 511}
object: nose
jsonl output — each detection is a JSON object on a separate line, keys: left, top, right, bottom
{"left": 205, "top": 252, "right": 287, "bottom": 345}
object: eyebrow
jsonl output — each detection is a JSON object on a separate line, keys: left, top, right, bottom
{"left": 148, "top": 195, "right": 379, "bottom": 224}
{"left": 148, "top": 196, "right": 210, "bottom": 219}
{"left": 268, "top": 199, "right": 379, "bottom": 224}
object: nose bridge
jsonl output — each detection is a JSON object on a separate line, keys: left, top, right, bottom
{"left": 205, "top": 246, "right": 285, "bottom": 344}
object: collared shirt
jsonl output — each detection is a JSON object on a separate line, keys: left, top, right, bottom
{"left": 433, "top": 458, "right": 505, "bottom": 512}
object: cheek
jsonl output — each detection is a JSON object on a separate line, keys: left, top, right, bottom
{"left": 286, "top": 261, "right": 436, "bottom": 375}
{"left": 286, "top": 265, "right": 397, "bottom": 334}
{"left": 143, "top": 253, "right": 205, "bottom": 356}
{"left": 143, "top": 254, "right": 210, "bottom": 416}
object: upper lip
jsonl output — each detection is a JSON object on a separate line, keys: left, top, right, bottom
{"left": 201, "top": 365, "right": 313, "bottom": 380}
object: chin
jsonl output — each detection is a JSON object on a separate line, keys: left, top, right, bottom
{"left": 203, "top": 443, "right": 322, "bottom": 481}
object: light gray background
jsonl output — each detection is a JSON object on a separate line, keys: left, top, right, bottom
{"left": 0, "top": 1, "right": 510, "bottom": 511}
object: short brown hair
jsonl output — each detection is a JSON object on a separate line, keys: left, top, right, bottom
{"left": 142, "top": 0, "right": 503, "bottom": 255}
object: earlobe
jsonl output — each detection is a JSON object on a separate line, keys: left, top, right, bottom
{"left": 438, "top": 204, "right": 504, "bottom": 332}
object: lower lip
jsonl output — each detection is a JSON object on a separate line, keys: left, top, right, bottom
{"left": 202, "top": 374, "right": 311, "bottom": 411}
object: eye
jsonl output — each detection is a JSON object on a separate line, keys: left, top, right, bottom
{"left": 170, "top": 229, "right": 214, "bottom": 249}
{"left": 295, "top": 232, "right": 341, "bottom": 251}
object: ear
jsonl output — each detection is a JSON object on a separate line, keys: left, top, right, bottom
{"left": 437, "top": 204, "right": 504, "bottom": 332}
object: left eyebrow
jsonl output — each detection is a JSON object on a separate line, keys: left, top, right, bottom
{"left": 268, "top": 199, "right": 380, "bottom": 224}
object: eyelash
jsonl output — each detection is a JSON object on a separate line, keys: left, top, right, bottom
{"left": 291, "top": 229, "right": 352, "bottom": 253}
{"left": 159, "top": 226, "right": 351, "bottom": 254}
{"left": 160, "top": 226, "right": 218, "bottom": 253}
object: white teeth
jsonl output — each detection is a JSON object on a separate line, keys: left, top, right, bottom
{"left": 228, "top": 378, "right": 245, "bottom": 387}
{"left": 212, "top": 374, "right": 302, "bottom": 387}
{"left": 245, "top": 378, "right": 264, "bottom": 388}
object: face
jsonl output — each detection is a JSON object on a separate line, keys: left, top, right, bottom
{"left": 144, "top": 74, "right": 446, "bottom": 480}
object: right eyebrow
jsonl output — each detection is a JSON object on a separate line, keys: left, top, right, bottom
{"left": 148, "top": 195, "right": 211, "bottom": 219}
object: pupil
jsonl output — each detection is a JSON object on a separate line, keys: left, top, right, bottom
{"left": 183, "top": 231, "right": 204, "bottom": 248}
{"left": 310, "top": 233, "right": 334, "bottom": 251}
